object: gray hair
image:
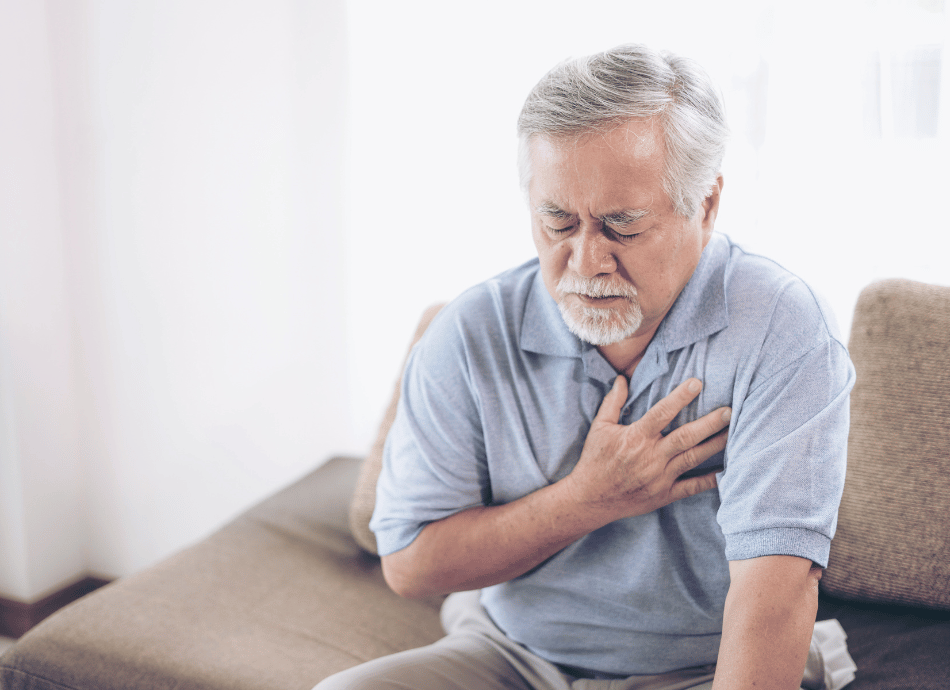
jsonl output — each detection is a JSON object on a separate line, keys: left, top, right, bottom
{"left": 517, "top": 44, "right": 729, "bottom": 219}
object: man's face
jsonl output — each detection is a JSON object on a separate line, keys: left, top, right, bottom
{"left": 528, "top": 118, "right": 721, "bottom": 347}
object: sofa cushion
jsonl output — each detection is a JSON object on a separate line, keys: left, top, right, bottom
{"left": 816, "top": 592, "right": 950, "bottom": 689}
{"left": 349, "top": 304, "right": 445, "bottom": 555}
{"left": 0, "top": 457, "right": 444, "bottom": 690}
{"left": 821, "top": 279, "right": 950, "bottom": 610}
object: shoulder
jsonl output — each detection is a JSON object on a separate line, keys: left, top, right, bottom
{"left": 719, "top": 238, "right": 847, "bottom": 377}
{"left": 405, "top": 258, "right": 541, "bottom": 378}
{"left": 417, "top": 258, "right": 540, "bottom": 351}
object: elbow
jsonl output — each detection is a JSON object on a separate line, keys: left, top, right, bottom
{"left": 381, "top": 564, "right": 421, "bottom": 599}
{"left": 380, "top": 552, "right": 437, "bottom": 600}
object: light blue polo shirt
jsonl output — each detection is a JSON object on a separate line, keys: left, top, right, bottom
{"left": 371, "top": 232, "right": 855, "bottom": 676}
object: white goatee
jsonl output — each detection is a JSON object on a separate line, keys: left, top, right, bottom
{"left": 555, "top": 274, "right": 643, "bottom": 346}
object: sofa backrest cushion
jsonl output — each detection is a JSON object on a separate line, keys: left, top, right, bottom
{"left": 349, "top": 304, "right": 445, "bottom": 555}
{"left": 821, "top": 279, "right": 950, "bottom": 610}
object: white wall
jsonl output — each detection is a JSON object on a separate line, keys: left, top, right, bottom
{"left": 1, "top": 0, "right": 351, "bottom": 599}
{"left": 79, "top": 0, "right": 351, "bottom": 579}
{"left": 0, "top": 0, "right": 86, "bottom": 601}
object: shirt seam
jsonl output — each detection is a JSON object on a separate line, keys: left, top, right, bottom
{"left": 731, "top": 244, "right": 849, "bottom": 353}
{"left": 746, "top": 336, "right": 848, "bottom": 399}
{"left": 723, "top": 525, "right": 831, "bottom": 539}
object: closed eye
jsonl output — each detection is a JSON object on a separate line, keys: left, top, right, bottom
{"left": 602, "top": 209, "right": 649, "bottom": 240}
{"left": 606, "top": 225, "right": 642, "bottom": 241}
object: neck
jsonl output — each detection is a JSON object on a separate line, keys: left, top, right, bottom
{"left": 596, "top": 321, "right": 662, "bottom": 378}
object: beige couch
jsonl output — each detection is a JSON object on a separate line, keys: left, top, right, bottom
{"left": 2, "top": 281, "right": 948, "bottom": 690}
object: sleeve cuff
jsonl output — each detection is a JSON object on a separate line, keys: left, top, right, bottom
{"left": 370, "top": 522, "right": 426, "bottom": 557}
{"left": 724, "top": 527, "right": 831, "bottom": 567}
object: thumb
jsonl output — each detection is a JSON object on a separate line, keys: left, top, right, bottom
{"left": 594, "top": 375, "right": 628, "bottom": 425}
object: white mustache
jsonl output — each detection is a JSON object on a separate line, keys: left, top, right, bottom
{"left": 556, "top": 275, "right": 637, "bottom": 300}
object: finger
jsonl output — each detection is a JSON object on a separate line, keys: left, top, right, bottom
{"left": 593, "top": 375, "right": 628, "bottom": 425}
{"left": 668, "top": 470, "right": 719, "bottom": 503}
{"left": 637, "top": 378, "right": 703, "bottom": 437}
{"left": 669, "top": 427, "right": 729, "bottom": 477}
{"left": 663, "top": 407, "right": 732, "bottom": 457}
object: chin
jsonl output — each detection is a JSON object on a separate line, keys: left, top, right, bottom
{"left": 558, "top": 301, "right": 643, "bottom": 346}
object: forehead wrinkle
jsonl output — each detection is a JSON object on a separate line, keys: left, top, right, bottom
{"left": 531, "top": 124, "right": 665, "bottom": 221}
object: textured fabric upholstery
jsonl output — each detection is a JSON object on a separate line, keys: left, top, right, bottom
{"left": 0, "top": 457, "right": 444, "bottom": 690}
{"left": 349, "top": 304, "right": 445, "bottom": 555}
{"left": 816, "top": 594, "right": 950, "bottom": 690}
{"left": 822, "top": 279, "right": 950, "bottom": 610}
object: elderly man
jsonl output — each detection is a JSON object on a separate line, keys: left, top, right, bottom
{"left": 317, "top": 44, "right": 854, "bottom": 690}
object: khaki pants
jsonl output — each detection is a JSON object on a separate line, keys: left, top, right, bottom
{"left": 314, "top": 590, "right": 727, "bottom": 690}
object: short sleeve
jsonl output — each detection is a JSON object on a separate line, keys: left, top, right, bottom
{"left": 716, "top": 286, "right": 856, "bottom": 568}
{"left": 369, "top": 299, "right": 490, "bottom": 557}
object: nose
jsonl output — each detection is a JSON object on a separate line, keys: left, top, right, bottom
{"left": 568, "top": 226, "right": 617, "bottom": 277}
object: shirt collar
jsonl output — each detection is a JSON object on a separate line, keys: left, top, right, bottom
{"left": 521, "top": 264, "right": 588, "bottom": 358}
{"left": 520, "top": 233, "right": 730, "bottom": 358}
{"left": 654, "top": 232, "right": 730, "bottom": 352}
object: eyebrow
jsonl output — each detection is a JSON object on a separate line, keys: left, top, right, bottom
{"left": 601, "top": 208, "right": 650, "bottom": 227}
{"left": 535, "top": 202, "right": 650, "bottom": 227}
{"left": 535, "top": 202, "right": 575, "bottom": 221}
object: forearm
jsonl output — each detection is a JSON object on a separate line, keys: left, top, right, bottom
{"left": 712, "top": 556, "right": 821, "bottom": 690}
{"left": 380, "top": 479, "right": 612, "bottom": 599}
{"left": 381, "top": 376, "right": 727, "bottom": 599}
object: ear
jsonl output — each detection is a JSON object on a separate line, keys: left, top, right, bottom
{"left": 699, "top": 175, "right": 724, "bottom": 245}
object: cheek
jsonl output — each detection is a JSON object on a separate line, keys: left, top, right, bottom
{"left": 530, "top": 224, "right": 546, "bottom": 252}
{"left": 653, "top": 234, "right": 703, "bottom": 298}
{"left": 532, "top": 237, "right": 568, "bottom": 299}
{"left": 641, "top": 263, "right": 678, "bottom": 303}
{"left": 532, "top": 226, "right": 565, "bottom": 265}
{"left": 628, "top": 236, "right": 686, "bottom": 300}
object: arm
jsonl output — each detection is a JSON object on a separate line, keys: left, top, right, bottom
{"left": 382, "top": 374, "right": 731, "bottom": 598}
{"left": 712, "top": 555, "right": 822, "bottom": 690}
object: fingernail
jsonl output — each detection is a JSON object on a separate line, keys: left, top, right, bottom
{"left": 722, "top": 408, "right": 732, "bottom": 422}
{"left": 688, "top": 380, "right": 701, "bottom": 394}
